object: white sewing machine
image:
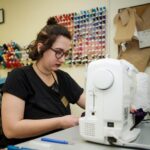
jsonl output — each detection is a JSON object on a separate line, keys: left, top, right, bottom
{"left": 79, "top": 58, "right": 141, "bottom": 145}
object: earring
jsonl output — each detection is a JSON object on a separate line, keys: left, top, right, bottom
{"left": 37, "top": 48, "right": 41, "bottom": 53}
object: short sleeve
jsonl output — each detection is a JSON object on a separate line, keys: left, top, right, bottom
{"left": 2, "top": 68, "right": 31, "bottom": 101}
{"left": 57, "top": 70, "right": 84, "bottom": 104}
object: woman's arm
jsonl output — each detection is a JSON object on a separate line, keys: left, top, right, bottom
{"left": 2, "top": 93, "right": 79, "bottom": 139}
{"left": 76, "top": 93, "right": 85, "bottom": 109}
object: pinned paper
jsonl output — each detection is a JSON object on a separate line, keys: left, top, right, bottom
{"left": 138, "top": 29, "right": 150, "bottom": 48}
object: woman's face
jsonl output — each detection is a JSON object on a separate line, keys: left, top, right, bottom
{"left": 40, "top": 35, "right": 71, "bottom": 71}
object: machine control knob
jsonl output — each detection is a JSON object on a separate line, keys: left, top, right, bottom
{"left": 93, "top": 69, "right": 114, "bottom": 90}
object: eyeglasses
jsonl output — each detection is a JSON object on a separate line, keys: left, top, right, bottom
{"left": 50, "top": 48, "right": 70, "bottom": 59}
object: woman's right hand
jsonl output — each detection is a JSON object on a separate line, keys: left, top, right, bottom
{"left": 60, "top": 115, "right": 79, "bottom": 129}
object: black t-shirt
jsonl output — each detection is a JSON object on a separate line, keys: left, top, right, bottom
{"left": 1, "top": 65, "right": 83, "bottom": 147}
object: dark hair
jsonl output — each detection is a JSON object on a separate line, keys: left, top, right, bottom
{"left": 29, "top": 17, "right": 72, "bottom": 60}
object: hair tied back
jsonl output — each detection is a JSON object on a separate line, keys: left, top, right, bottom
{"left": 47, "top": 17, "right": 58, "bottom": 25}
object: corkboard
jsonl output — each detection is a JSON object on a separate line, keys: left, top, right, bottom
{"left": 115, "top": 3, "right": 150, "bottom": 71}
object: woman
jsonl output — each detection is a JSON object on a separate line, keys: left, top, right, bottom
{"left": 1, "top": 17, "right": 85, "bottom": 147}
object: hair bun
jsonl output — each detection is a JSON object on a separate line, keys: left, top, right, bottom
{"left": 47, "top": 17, "right": 57, "bottom": 25}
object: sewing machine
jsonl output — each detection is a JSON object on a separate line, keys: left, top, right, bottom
{"left": 79, "top": 58, "right": 141, "bottom": 145}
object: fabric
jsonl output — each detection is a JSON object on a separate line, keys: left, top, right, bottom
{"left": 130, "top": 108, "right": 147, "bottom": 130}
{"left": 134, "top": 72, "right": 150, "bottom": 111}
{"left": 0, "top": 65, "right": 83, "bottom": 147}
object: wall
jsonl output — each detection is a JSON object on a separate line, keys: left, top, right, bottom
{"left": 0, "top": 0, "right": 108, "bottom": 46}
{"left": 0, "top": 0, "right": 150, "bottom": 116}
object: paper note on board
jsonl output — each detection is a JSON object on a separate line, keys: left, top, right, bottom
{"left": 138, "top": 29, "right": 150, "bottom": 48}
